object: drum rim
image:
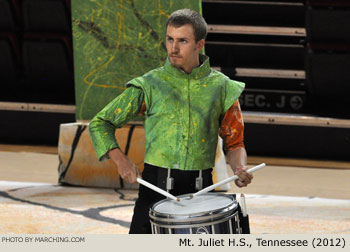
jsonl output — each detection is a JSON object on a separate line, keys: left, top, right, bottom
{"left": 149, "top": 193, "right": 238, "bottom": 223}
{"left": 150, "top": 211, "right": 239, "bottom": 231}
{"left": 149, "top": 204, "right": 237, "bottom": 224}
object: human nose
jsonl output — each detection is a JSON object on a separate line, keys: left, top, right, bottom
{"left": 171, "top": 41, "right": 179, "bottom": 53}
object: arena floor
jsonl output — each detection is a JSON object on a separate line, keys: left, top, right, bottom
{"left": 0, "top": 144, "right": 349, "bottom": 234}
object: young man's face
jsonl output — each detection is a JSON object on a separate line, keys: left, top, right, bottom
{"left": 166, "top": 24, "right": 204, "bottom": 74}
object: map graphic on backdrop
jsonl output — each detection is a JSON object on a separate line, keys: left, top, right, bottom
{"left": 72, "top": 0, "right": 201, "bottom": 120}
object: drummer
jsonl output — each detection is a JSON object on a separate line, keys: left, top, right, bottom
{"left": 89, "top": 9, "right": 253, "bottom": 234}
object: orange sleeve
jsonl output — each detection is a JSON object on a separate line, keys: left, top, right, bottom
{"left": 137, "top": 100, "right": 146, "bottom": 116}
{"left": 219, "top": 100, "right": 245, "bottom": 152}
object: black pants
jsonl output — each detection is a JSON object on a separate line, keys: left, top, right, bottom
{"left": 129, "top": 163, "right": 213, "bottom": 234}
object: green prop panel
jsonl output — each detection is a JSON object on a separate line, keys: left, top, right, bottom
{"left": 72, "top": 0, "right": 201, "bottom": 120}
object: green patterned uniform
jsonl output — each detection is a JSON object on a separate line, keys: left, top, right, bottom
{"left": 89, "top": 54, "right": 244, "bottom": 170}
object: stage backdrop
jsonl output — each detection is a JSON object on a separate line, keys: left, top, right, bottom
{"left": 72, "top": 0, "right": 201, "bottom": 120}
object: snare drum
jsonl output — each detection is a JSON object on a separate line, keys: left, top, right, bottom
{"left": 149, "top": 193, "right": 242, "bottom": 234}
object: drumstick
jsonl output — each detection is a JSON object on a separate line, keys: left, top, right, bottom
{"left": 137, "top": 177, "right": 179, "bottom": 201}
{"left": 191, "top": 163, "right": 266, "bottom": 198}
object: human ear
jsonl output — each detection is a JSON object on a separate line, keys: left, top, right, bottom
{"left": 197, "top": 39, "right": 205, "bottom": 51}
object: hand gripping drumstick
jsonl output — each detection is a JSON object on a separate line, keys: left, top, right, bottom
{"left": 190, "top": 163, "right": 266, "bottom": 198}
{"left": 137, "top": 177, "right": 179, "bottom": 201}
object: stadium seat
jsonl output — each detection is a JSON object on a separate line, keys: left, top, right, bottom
{"left": 21, "top": 0, "right": 71, "bottom": 33}
{"left": 22, "top": 33, "right": 73, "bottom": 94}
{"left": 0, "top": 33, "right": 20, "bottom": 99}
{"left": 0, "top": 0, "right": 18, "bottom": 31}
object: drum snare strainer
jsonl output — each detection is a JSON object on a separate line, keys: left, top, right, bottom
{"left": 149, "top": 193, "right": 241, "bottom": 234}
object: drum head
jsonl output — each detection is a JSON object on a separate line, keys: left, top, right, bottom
{"left": 152, "top": 193, "right": 236, "bottom": 216}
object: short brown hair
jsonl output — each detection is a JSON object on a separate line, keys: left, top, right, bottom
{"left": 166, "top": 9, "right": 207, "bottom": 42}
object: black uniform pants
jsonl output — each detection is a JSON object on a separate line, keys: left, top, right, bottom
{"left": 129, "top": 163, "right": 213, "bottom": 234}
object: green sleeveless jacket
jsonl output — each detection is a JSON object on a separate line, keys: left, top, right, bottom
{"left": 126, "top": 55, "right": 244, "bottom": 170}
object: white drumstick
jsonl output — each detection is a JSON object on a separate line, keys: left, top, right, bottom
{"left": 191, "top": 163, "right": 266, "bottom": 198}
{"left": 137, "top": 177, "right": 179, "bottom": 201}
